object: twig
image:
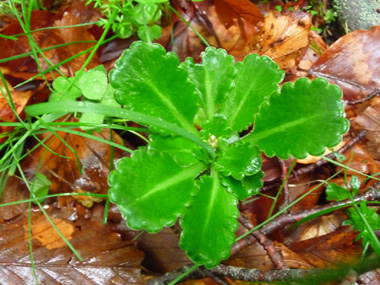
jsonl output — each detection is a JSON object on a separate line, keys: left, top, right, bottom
{"left": 346, "top": 89, "right": 380, "bottom": 105}
{"left": 260, "top": 184, "right": 380, "bottom": 235}
{"left": 238, "top": 215, "right": 285, "bottom": 270}
{"left": 151, "top": 253, "right": 380, "bottom": 284}
{"left": 261, "top": 130, "right": 367, "bottom": 193}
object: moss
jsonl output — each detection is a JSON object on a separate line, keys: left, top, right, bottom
{"left": 333, "top": 0, "right": 380, "bottom": 31}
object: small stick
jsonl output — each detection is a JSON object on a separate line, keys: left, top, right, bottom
{"left": 346, "top": 89, "right": 380, "bottom": 105}
{"left": 239, "top": 214, "right": 285, "bottom": 270}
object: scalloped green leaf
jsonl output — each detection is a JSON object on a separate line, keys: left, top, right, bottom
{"left": 220, "top": 54, "right": 284, "bottom": 132}
{"left": 108, "top": 150, "right": 207, "bottom": 233}
{"left": 201, "top": 114, "right": 232, "bottom": 139}
{"left": 215, "top": 141, "right": 262, "bottom": 180}
{"left": 222, "top": 170, "right": 264, "bottom": 201}
{"left": 148, "top": 134, "right": 203, "bottom": 166}
{"left": 180, "top": 172, "right": 239, "bottom": 268}
{"left": 109, "top": 42, "right": 198, "bottom": 134}
{"left": 244, "top": 78, "right": 349, "bottom": 159}
{"left": 181, "top": 47, "right": 236, "bottom": 121}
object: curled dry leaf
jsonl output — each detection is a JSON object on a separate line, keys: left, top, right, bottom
{"left": 310, "top": 26, "right": 380, "bottom": 102}
{"left": 0, "top": 207, "right": 144, "bottom": 284}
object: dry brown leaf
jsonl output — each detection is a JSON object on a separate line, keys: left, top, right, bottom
{"left": 137, "top": 228, "right": 191, "bottom": 273}
{"left": 41, "top": 11, "right": 101, "bottom": 75}
{"left": 297, "top": 30, "right": 327, "bottom": 74}
{"left": 0, "top": 206, "right": 144, "bottom": 284}
{"left": 310, "top": 26, "right": 380, "bottom": 102}
{"left": 159, "top": 0, "right": 261, "bottom": 62}
{"left": 227, "top": 239, "right": 312, "bottom": 270}
{"left": 248, "top": 3, "right": 311, "bottom": 70}
{"left": 289, "top": 226, "right": 362, "bottom": 268}
{"left": 226, "top": 222, "right": 312, "bottom": 270}
{"left": 284, "top": 212, "right": 348, "bottom": 245}
{"left": 0, "top": 120, "right": 132, "bottom": 221}
{"left": 0, "top": 10, "right": 60, "bottom": 75}
{"left": 0, "top": 91, "right": 32, "bottom": 143}
{"left": 214, "top": 0, "right": 263, "bottom": 27}
{"left": 25, "top": 120, "right": 132, "bottom": 201}
{"left": 335, "top": 144, "right": 380, "bottom": 186}
{"left": 353, "top": 103, "right": 380, "bottom": 160}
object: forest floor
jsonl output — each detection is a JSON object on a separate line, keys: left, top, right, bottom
{"left": 1, "top": 0, "right": 380, "bottom": 284}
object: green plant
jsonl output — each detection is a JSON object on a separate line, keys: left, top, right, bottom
{"left": 85, "top": 0, "right": 168, "bottom": 41}
{"left": 326, "top": 176, "right": 380, "bottom": 255}
{"left": 104, "top": 41, "right": 348, "bottom": 268}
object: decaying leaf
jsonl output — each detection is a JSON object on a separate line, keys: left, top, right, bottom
{"left": 310, "top": 26, "right": 380, "bottom": 102}
{"left": 249, "top": 3, "right": 312, "bottom": 70}
{"left": 289, "top": 226, "right": 362, "bottom": 268}
{"left": 353, "top": 103, "right": 380, "bottom": 160}
{"left": 0, "top": 91, "right": 32, "bottom": 143}
{"left": 0, "top": 118, "right": 131, "bottom": 221}
{"left": 41, "top": 11, "right": 101, "bottom": 75}
{"left": 0, "top": 206, "right": 144, "bottom": 284}
{"left": 284, "top": 212, "right": 348, "bottom": 245}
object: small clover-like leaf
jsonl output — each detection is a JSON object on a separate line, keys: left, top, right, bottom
{"left": 109, "top": 42, "right": 199, "bottom": 134}
{"left": 101, "top": 85, "right": 119, "bottom": 107}
{"left": 220, "top": 54, "right": 284, "bottom": 132}
{"left": 50, "top": 77, "right": 81, "bottom": 102}
{"left": 180, "top": 173, "right": 239, "bottom": 268}
{"left": 108, "top": 150, "right": 207, "bottom": 233}
{"left": 78, "top": 70, "right": 108, "bottom": 100}
{"left": 148, "top": 134, "right": 203, "bottom": 167}
{"left": 222, "top": 170, "right": 264, "bottom": 201}
{"left": 215, "top": 141, "right": 262, "bottom": 180}
{"left": 245, "top": 78, "right": 349, "bottom": 159}
{"left": 182, "top": 47, "right": 236, "bottom": 122}
{"left": 137, "top": 24, "right": 162, "bottom": 42}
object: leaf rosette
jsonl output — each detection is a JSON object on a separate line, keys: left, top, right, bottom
{"left": 108, "top": 42, "right": 348, "bottom": 268}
